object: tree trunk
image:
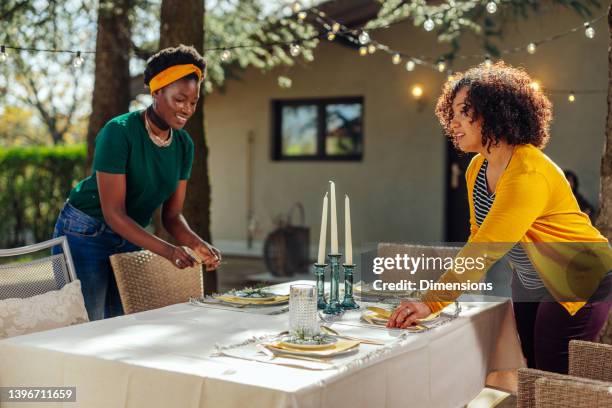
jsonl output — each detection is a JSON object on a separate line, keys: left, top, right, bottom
{"left": 159, "top": 0, "right": 216, "bottom": 294}
{"left": 86, "top": 0, "right": 133, "bottom": 169}
{"left": 595, "top": 4, "right": 612, "bottom": 345}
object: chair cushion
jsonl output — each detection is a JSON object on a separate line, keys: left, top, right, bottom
{"left": 0, "top": 280, "right": 89, "bottom": 338}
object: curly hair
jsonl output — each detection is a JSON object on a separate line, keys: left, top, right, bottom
{"left": 144, "top": 44, "right": 206, "bottom": 86}
{"left": 435, "top": 61, "right": 552, "bottom": 150}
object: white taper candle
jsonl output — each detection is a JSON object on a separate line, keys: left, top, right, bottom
{"left": 345, "top": 194, "right": 352, "bottom": 264}
{"left": 329, "top": 181, "right": 338, "bottom": 254}
{"left": 317, "top": 193, "right": 328, "bottom": 264}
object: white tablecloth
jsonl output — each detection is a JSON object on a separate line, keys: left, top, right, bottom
{"left": 0, "top": 281, "right": 524, "bottom": 408}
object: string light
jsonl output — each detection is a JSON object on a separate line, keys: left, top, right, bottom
{"left": 568, "top": 92, "right": 576, "bottom": 102}
{"left": 359, "top": 46, "right": 367, "bottom": 56}
{"left": 437, "top": 59, "right": 446, "bottom": 72}
{"left": 289, "top": 43, "right": 301, "bottom": 57}
{"left": 412, "top": 84, "right": 424, "bottom": 99}
{"left": 72, "top": 51, "right": 84, "bottom": 68}
{"left": 530, "top": 81, "right": 541, "bottom": 91}
{"left": 392, "top": 53, "right": 401, "bottom": 65}
{"left": 484, "top": 55, "right": 492, "bottom": 67}
{"left": 358, "top": 31, "right": 371, "bottom": 45}
{"left": 291, "top": 1, "right": 301, "bottom": 13}
{"left": 368, "top": 44, "right": 377, "bottom": 54}
{"left": 486, "top": 1, "right": 498, "bottom": 14}
{"left": 447, "top": 70, "right": 455, "bottom": 81}
{"left": 331, "top": 22, "right": 340, "bottom": 33}
{"left": 406, "top": 60, "right": 416, "bottom": 72}
{"left": 527, "top": 42, "right": 537, "bottom": 54}
{"left": 0, "top": 45, "right": 7, "bottom": 63}
{"left": 326, "top": 32, "right": 335, "bottom": 41}
{"left": 220, "top": 49, "right": 231, "bottom": 61}
{"left": 584, "top": 22, "right": 595, "bottom": 39}
{"left": 278, "top": 76, "right": 292, "bottom": 89}
{"left": 297, "top": 11, "right": 307, "bottom": 21}
{"left": 424, "top": 16, "right": 435, "bottom": 32}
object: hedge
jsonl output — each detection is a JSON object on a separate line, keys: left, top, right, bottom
{"left": 0, "top": 144, "right": 87, "bottom": 248}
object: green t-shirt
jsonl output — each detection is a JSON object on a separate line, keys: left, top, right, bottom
{"left": 68, "top": 110, "right": 195, "bottom": 227}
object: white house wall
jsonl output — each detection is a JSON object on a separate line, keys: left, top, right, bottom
{"left": 204, "top": 7, "right": 608, "bottom": 252}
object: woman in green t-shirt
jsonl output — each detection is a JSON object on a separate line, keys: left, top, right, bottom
{"left": 52, "top": 45, "right": 220, "bottom": 320}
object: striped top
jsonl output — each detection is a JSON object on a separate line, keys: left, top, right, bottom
{"left": 474, "top": 160, "right": 545, "bottom": 289}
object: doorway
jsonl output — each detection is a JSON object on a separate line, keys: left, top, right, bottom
{"left": 445, "top": 139, "right": 474, "bottom": 242}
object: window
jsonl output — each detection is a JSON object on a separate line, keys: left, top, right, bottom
{"left": 272, "top": 97, "right": 364, "bottom": 161}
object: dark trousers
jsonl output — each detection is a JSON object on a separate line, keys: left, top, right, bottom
{"left": 512, "top": 275, "right": 611, "bottom": 374}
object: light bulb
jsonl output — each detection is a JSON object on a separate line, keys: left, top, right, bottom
{"left": 584, "top": 23, "right": 595, "bottom": 39}
{"left": 437, "top": 60, "right": 446, "bottom": 72}
{"left": 412, "top": 85, "right": 424, "bottom": 99}
{"left": 358, "top": 31, "right": 370, "bottom": 45}
{"left": 327, "top": 32, "right": 336, "bottom": 41}
{"left": 568, "top": 92, "right": 576, "bottom": 103}
{"left": 486, "top": 1, "right": 497, "bottom": 14}
{"left": 392, "top": 53, "right": 401, "bottom": 65}
{"left": 290, "top": 43, "right": 301, "bottom": 57}
{"left": 424, "top": 16, "right": 435, "bottom": 32}
{"left": 291, "top": 1, "right": 301, "bottom": 13}
{"left": 447, "top": 71, "right": 455, "bottom": 82}
{"left": 527, "top": 43, "right": 537, "bottom": 54}
{"left": 278, "top": 76, "right": 292, "bottom": 89}
{"left": 359, "top": 46, "right": 367, "bottom": 56}
{"left": 530, "top": 81, "right": 540, "bottom": 91}
{"left": 221, "top": 49, "right": 231, "bottom": 62}
{"left": 332, "top": 22, "right": 340, "bottom": 33}
{"left": 484, "top": 56, "right": 492, "bottom": 68}
{"left": 0, "top": 46, "right": 6, "bottom": 63}
{"left": 406, "top": 60, "right": 416, "bottom": 71}
{"left": 72, "top": 51, "right": 84, "bottom": 68}
{"left": 297, "top": 11, "right": 307, "bottom": 21}
{"left": 368, "top": 44, "right": 376, "bottom": 54}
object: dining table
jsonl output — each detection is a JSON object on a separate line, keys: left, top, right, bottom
{"left": 0, "top": 280, "right": 525, "bottom": 408}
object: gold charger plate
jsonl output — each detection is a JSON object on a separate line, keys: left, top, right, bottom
{"left": 214, "top": 294, "right": 289, "bottom": 306}
{"left": 265, "top": 338, "right": 360, "bottom": 357}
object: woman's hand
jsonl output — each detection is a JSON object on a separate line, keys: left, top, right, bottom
{"left": 191, "top": 241, "right": 222, "bottom": 272}
{"left": 167, "top": 245, "right": 198, "bottom": 269}
{"left": 387, "top": 300, "right": 432, "bottom": 329}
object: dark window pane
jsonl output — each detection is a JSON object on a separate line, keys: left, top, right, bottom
{"left": 325, "top": 103, "right": 363, "bottom": 156}
{"left": 281, "top": 105, "right": 318, "bottom": 156}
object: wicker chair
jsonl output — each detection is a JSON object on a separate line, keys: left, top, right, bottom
{"left": 517, "top": 340, "right": 612, "bottom": 408}
{"left": 110, "top": 249, "right": 203, "bottom": 314}
{"left": 0, "top": 236, "right": 77, "bottom": 300}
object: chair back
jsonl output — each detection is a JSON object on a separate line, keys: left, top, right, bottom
{"left": 110, "top": 249, "right": 203, "bottom": 314}
{"left": 0, "top": 236, "right": 76, "bottom": 300}
{"left": 377, "top": 243, "right": 461, "bottom": 285}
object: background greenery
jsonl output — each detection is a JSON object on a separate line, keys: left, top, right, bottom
{"left": 0, "top": 145, "right": 86, "bottom": 247}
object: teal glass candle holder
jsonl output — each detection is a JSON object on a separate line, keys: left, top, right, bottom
{"left": 313, "top": 263, "right": 328, "bottom": 310}
{"left": 323, "top": 254, "right": 343, "bottom": 315}
{"left": 340, "top": 264, "right": 359, "bottom": 310}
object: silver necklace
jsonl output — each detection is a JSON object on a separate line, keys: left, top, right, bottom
{"left": 144, "top": 112, "right": 173, "bottom": 147}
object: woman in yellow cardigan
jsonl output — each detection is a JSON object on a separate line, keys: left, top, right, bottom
{"left": 388, "top": 62, "right": 612, "bottom": 374}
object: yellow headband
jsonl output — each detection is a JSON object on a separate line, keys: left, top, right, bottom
{"left": 149, "top": 64, "right": 203, "bottom": 94}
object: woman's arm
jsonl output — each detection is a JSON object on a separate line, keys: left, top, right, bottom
{"left": 97, "top": 171, "right": 198, "bottom": 269}
{"left": 389, "top": 171, "right": 550, "bottom": 328}
{"left": 161, "top": 180, "right": 221, "bottom": 271}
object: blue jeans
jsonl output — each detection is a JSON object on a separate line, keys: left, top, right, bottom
{"left": 52, "top": 202, "right": 140, "bottom": 320}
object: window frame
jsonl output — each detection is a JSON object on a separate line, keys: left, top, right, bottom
{"left": 271, "top": 96, "right": 364, "bottom": 161}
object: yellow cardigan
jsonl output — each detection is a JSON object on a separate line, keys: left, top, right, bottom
{"left": 423, "top": 144, "right": 612, "bottom": 315}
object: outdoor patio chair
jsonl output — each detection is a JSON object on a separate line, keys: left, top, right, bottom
{"left": 517, "top": 340, "right": 612, "bottom": 408}
{"left": 0, "top": 236, "right": 77, "bottom": 300}
{"left": 0, "top": 236, "right": 88, "bottom": 338}
{"left": 110, "top": 249, "right": 203, "bottom": 314}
